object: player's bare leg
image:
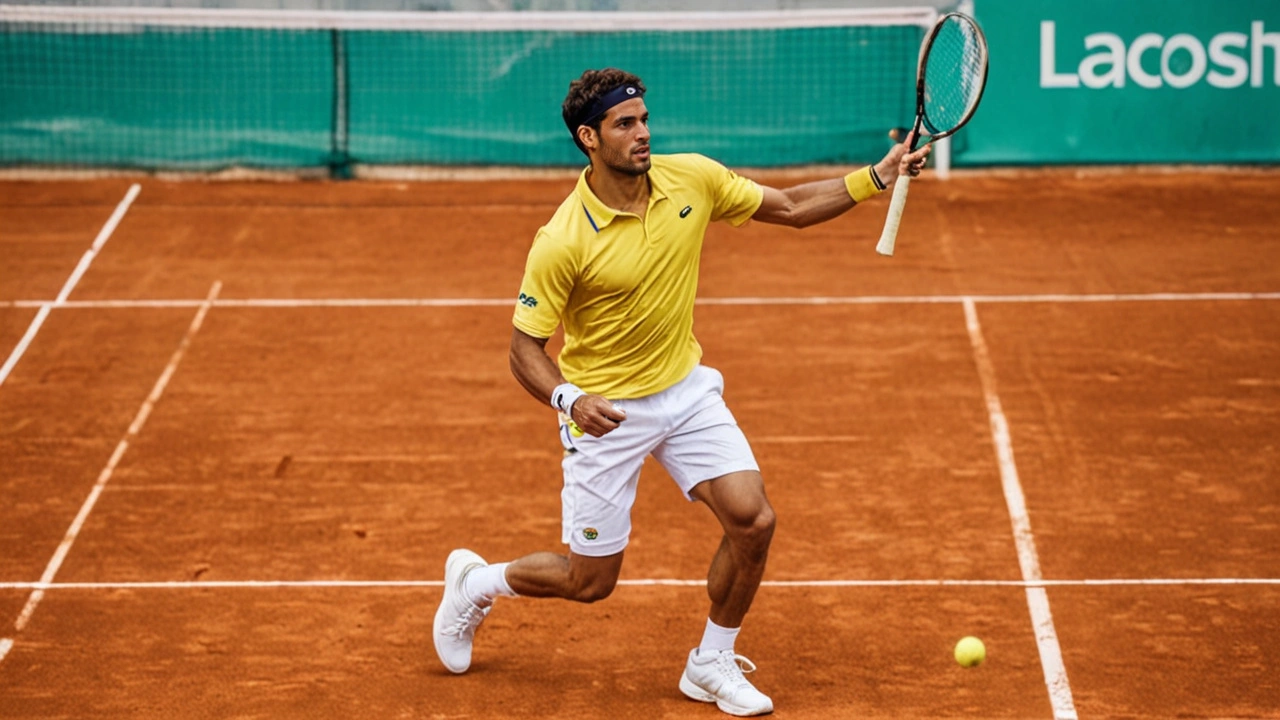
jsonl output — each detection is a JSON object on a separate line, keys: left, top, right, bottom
{"left": 433, "top": 549, "right": 624, "bottom": 674}
{"left": 505, "top": 551, "right": 625, "bottom": 603}
{"left": 692, "top": 470, "right": 776, "bottom": 626}
{"left": 679, "top": 470, "right": 776, "bottom": 716}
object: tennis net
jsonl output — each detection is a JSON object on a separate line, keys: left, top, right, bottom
{"left": 0, "top": 5, "right": 937, "bottom": 176}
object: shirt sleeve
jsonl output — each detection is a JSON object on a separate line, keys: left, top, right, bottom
{"left": 512, "top": 228, "right": 576, "bottom": 339}
{"left": 698, "top": 154, "right": 764, "bottom": 227}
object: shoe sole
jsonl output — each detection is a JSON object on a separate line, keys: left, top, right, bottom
{"left": 679, "top": 670, "right": 774, "bottom": 717}
{"left": 433, "top": 549, "right": 486, "bottom": 674}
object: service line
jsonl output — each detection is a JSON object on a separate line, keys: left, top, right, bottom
{"left": 2, "top": 290, "right": 1278, "bottom": 311}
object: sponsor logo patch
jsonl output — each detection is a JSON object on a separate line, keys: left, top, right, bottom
{"left": 582, "top": 528, "right": 599, "bottom": 541}
{"left": 518, "top": 292, "right": 538, "bottom": 308}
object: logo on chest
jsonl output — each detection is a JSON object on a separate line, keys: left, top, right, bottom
{"left": 680, "top": 205, "right": 693, "bottom": 218}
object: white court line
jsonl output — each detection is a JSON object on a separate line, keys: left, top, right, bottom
{"left": 0, "top": 184, "right": 141, "bottom": 387}
{"left": 0, "top": 281, "right": 220, "bottom": 665}
{"left": 0, "top": 577, "right": 1275, "bottom": 591}
{"left": 701, "top": 291, "right": 1280, "bottom": 305}
{"left": 0, "top": 183, "right": 140, "bottom": 386}
{"left": 55, "top": 184, "right": 142, "bottom": 304}
{"left": 2, "top": 290, "right": 1279, "bottom": 310}
{"left": 964, "top": 298, "right": 1078, "bottom": 720}
{"left": 0, "top": 305, "right": 53, "bottom": 384}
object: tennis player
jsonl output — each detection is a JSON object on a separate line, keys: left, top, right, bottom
{"left": 434, "top": 68, "right": 929, "bottom": 717}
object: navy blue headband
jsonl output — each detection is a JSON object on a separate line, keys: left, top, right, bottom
{"left": 567, "top": 84, "right": 645, "bottom": 133}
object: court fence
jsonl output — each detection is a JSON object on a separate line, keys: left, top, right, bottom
{"left": 0, "top": 5, "right": 937, "bottom": 176}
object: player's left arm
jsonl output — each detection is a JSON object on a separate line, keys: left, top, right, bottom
{"left": 751, "top": 139, "right": 928, "bottom": 228}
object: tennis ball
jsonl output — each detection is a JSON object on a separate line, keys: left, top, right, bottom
{"left": 568, "top": 420, "right": 584, "bottom": 438}
{"left": 954, "top": 636, "right": 985, "bottom": 668}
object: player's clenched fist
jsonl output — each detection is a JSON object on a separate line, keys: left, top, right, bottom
{"left": 570, "top": 395, "right": 627, "bottom": 437}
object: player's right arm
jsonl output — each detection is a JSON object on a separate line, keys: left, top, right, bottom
{"left": 510, "top": 229, "right": 625, "bottom": 437}
{"left": 508, "top": 329, "right": 624, "bottom": 437}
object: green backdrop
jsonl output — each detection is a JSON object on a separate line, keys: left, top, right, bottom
{"left": 4, "top": 3, "right": 1278, "bottom": 171}
{"left": 0, "top": 22, "right": 919, "bottom": 171}
{"left": 963, "top": 0, "right": 1280, "bottom": 164}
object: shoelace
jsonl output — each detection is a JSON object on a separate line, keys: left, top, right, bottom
{"left": 714, "top": 652, "right": 758, "bottom": 688}
{"left": 444, "top": 602, "right": 487, "bottom": 639}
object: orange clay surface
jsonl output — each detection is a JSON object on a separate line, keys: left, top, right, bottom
{"left": 1, "top": 170, "right": 1278, "bottom": 719}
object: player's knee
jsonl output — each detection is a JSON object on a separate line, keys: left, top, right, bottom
{"left": 564, "top": 563, "right": 619, "bottom": 603}
{"left": 750, "top": 504, "right": 777, "bottom": 549}
{"left": 564, "top": 552, "right": 622, "bottom": 603}
{"left": 730, "top": 502, "right": 776, "bottom": 555}
{"left": 569, "top": 575, "right": 617, "bottom": 603}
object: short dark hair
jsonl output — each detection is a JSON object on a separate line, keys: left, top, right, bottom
{"left": 561, "top": 68, "right": 647, "bottom": 158}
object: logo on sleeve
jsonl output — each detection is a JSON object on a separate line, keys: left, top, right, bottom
{"left": 679, "top": 205, "right": 693, "bottom": 218}
{"left": 518, "top": 293, "right": 538, "bottom": 308}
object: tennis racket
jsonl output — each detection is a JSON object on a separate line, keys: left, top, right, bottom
{"left": 876, "top": 12, "right": 989, "bottom": 256}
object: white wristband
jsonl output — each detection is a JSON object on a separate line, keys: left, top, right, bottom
{"left": 550, "top": 383, "right": 586, "bottom": 416}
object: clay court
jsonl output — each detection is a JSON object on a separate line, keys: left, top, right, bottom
{"left": 1, "top": 169, "right": 1278, "bottom": 718}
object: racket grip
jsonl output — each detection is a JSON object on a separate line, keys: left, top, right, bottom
{"left": 876, "top": 175, "right": 911, "bottom": 256}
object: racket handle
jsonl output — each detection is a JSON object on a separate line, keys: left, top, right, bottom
{"left": 876, "top": 175, "right": 911, "bottom": 256}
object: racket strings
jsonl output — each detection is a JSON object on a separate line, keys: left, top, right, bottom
{"left": 920, "top": 17, "right": 986, "bottom": 135}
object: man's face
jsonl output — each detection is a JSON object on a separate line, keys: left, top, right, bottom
{"left": 590, "top": 97, "right": 651, "bottom": 176}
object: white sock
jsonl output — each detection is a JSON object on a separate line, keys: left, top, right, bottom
{"left": 698, "top": 618, "right": 740, "bottom": 654}
{"left": 463, "top": 562, "right": 517, "bottom": 606}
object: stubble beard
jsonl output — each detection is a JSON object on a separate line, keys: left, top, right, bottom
{"left": 603, "top": 143, "right": 651, "bottom": 177}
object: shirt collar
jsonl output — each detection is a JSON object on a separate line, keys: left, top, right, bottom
{"left": 574, "top": 163, "right": 669, "bottom": 232}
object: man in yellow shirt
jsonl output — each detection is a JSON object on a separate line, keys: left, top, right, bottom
{"left": 435, "top": 68, "right": 929, "bottom": 716}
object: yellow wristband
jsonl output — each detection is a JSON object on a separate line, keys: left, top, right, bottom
{"left": 844, "top": 165, "right": 885, "bottom": 204}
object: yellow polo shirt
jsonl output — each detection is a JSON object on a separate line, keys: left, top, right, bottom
{"left": 513, "top": 153, "right": 763, "bottom": 399}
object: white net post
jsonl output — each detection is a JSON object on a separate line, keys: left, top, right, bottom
{"left": 936, "top": 135, "right": 951, "bottom": 180}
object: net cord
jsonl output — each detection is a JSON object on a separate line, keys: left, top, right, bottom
{"left": 0, "top": 4, "right": 937, "bottom": 31}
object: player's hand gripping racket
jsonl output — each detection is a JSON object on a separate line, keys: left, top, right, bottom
{"left": 876, "top": 12, "right": 989, "bottom": 256}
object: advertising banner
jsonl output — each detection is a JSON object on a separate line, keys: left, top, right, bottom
{"left": 962, "top": 0, "right": 1280, "bottom": 164}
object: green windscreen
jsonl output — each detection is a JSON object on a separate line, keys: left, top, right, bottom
{"left": 0, "top": 12, "right": 925, "bottom": 172}
{"left": 1, "top": 24, "right": 336, "bottom": 169}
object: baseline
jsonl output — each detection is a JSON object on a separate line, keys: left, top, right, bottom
{"left": 0, "top": 578, "right": 1275, "bottom": 591}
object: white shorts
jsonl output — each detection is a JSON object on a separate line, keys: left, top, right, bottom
{"left": 557, "top": 365, "right": 759, "bottom": 557}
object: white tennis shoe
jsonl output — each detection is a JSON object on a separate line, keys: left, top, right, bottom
{"left": 679, "top": 648, "right": 774, "bottom": 716}
{"left": 432, "top": 548, "right": 491, "bottom": 674}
